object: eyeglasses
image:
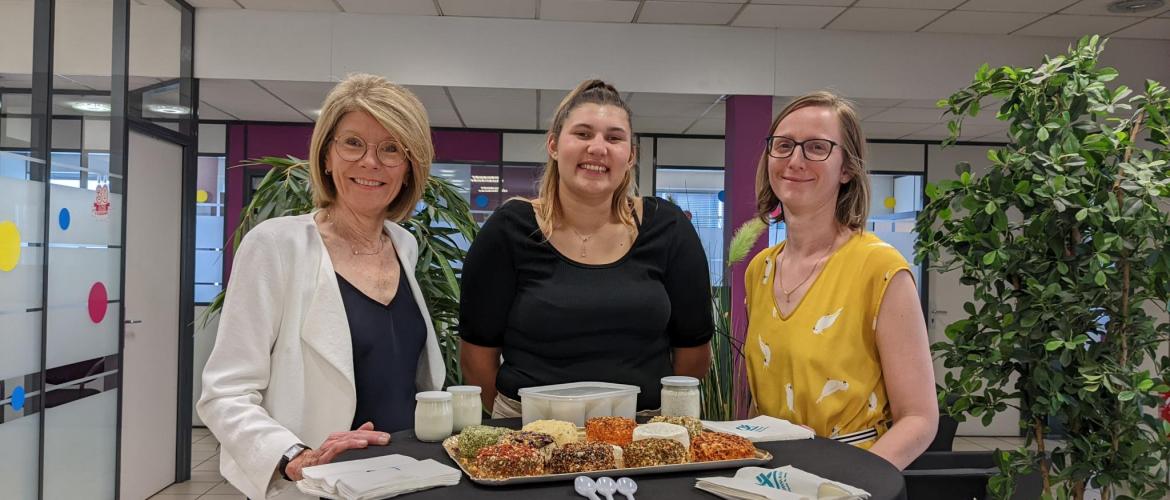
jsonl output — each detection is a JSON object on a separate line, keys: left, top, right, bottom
{"left": 765, "top": 136, "right": 839, "bottom": 162}
{"left": 332, "top": 134, "right": 409, "bottom": 167}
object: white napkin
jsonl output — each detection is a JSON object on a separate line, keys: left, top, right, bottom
{"left": 695, "top": 465, "right": 870, "bottom": 500}
{"left": 702, "top": 416, "right": 815, "bottom": 442}
{"left": 296, "top": 454, "right": 461, "bottom": 500}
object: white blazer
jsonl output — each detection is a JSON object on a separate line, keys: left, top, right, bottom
{"left": 197, "top": 213, "right": 445, "bottom": 500}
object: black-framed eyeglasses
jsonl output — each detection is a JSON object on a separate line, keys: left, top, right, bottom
{"left": 765, "top": 136, "right": 839, "bottom": 161}
{"left": 332, "top": 134, "right": 409, "bottom": 167}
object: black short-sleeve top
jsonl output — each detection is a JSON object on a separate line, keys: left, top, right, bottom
{"left": 458, "top": 197, "right": 714, "bottom": 410}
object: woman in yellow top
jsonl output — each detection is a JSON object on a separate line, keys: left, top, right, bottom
{"left": 744, "top": 91, "right": 938, "bottom": 470}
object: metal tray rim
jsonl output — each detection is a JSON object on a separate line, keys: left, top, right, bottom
{"left": 442, "top": 435, "right": 774, "bottom": 486}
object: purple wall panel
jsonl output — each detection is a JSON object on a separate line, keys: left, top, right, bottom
{"left": 433, "top": 130, "right": 500, "bottom": 163}
{"left": 723, "top": 95, "right": 772, "bottom": 419}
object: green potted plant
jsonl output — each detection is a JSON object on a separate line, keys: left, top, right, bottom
{"left": 201, "top": 156, "right": 479, "bottom": 387}
{"left": 916, "top": 35, "right": 1170, "bottom": 499}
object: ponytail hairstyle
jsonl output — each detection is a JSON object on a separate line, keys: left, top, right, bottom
{"left": 532, "top": 79, "right": 637, "bottom": 238}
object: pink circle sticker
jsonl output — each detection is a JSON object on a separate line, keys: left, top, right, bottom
{"left": 88, "top": 282, "right": 108, "bottom": 323}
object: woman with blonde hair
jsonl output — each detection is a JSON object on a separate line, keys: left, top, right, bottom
{"left": 198, "top": 73, "right": 444, "bottom": 499}
{"left": 743, "top": 91, "right": 937, "bottom": 469}
{"left": 459, "top": 79, "right": 714, "bottom": 416}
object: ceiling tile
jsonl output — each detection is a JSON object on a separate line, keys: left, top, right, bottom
{"left": 654, "top": 0, "right": 742, "bottom": 3}
{"left": 187, "top": 0, "right": 244, "bottom": 8}
{"left": 754, "top": 0, "right": 853, "bottom": 5}
{"left": 849, "top": 97, "right": 905, "bottom": 108}
{"left": 855, "top": 0, "right": 964, "bottom": 8}
{"left": 973, "top": 128, "right": 1011, "bottom": 142}
{"left": 897, "top": 98, "right": 942, "bottom": 109}
{"left": 638, "top": 1, "right": 741, "bottom": 25}
{"left": 866, "top": 106, "right": 947, "bottom": 124}
{"left": 685, "top": 117, "right": 725, "bottom": 135}
{"left": 540, "top": 0, "right": 638, "bottom": 23}
{"left": 338, "top": 0, "right": 438, "bottom": 15}
{"left": 957, "top": 0, "right": 1077, "bottom": 13}
{"left": 1061, "top": 0, "right": 1170, "bottom": 17}
{"left": 854, "top": 105, "right": 893, "bottom": 120}
{"left": 538, "top": 89, "right": 569, "bottom": 127}
{"left": 826, "top": 7, "right": 945, "bottom": 32}
{"left": 1109, "top": 17, "right": 1170, "bottom": 38}
{"left": 860, "top": 121, "right": 932, "bottom": 139}
{"left": 237, "top": 0, "right": 340, "bottom": 12}
{"left": 439, "top": 0, "right": 536, "bottom": 19}
{"left": 404, "top": 85, "right": 464, "bottom": 128}
{"left": 254, "top": 80, "right": 336, "bottom": 116}
{"left": 447, "top": 87, "right": 537, "bottom": 129}
{"left": 628, "top": 92, "right": 721, "bottom": 117}
{"left": 731, "top": 4, "right": 844, "bottom": 29}
{"left": 903, "top": 122, "right": 1005, "bottom": 140}
{"left": 199, "top": 79, "right": 311, "bottom": 122}
{"left": 635, "top": 116, "right": 695, "bottom": 134}
{"left": 197, "top": 102, "right": 237, "bottom": 120}
{"left": 1012, "top": 14, "right": 1138, "bottom": 37}
{"left": 922, "top": 10, "right": 1047, "bottom": 34}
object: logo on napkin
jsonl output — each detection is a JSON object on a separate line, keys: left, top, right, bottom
{"left": 735, "top": 424, "right": 769, "bottom": 433}
{"left": 754, "top": 469, "right": 792, "bottom": 491}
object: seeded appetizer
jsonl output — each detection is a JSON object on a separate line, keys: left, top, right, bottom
{"left": 521, "top": 419, "right": 579, "bottom": 447}
{"left": 471, "top": 444, "right": 543, "bottom": 479}
{"left": 689, "top": 431, "right": 756, "bottom": 462}
{"left": 632, "top": 421, "right": 691, "bottom": 450}
{"left": 648, "top": 415, "right": 703, "bottom": 439}
{"left": 547, "top": 442, "right": 623, "bottom": 473}
{"left": 585, "top": 416, "right": 637, "bottom": 447}
{"left": 457, "top": 425, "right": 512, "bottom": 459}
{"left": 499, "top": 430, "right": 557, "bottom": 461}
{"left": 623, "top": 438, "right": 688, "bottom": 468}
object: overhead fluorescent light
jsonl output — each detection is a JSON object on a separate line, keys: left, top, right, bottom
{"left": 146, "top": 104, "right": 190, "bottom": 115}
{"left": 68, "top": 101, "right": 110, "bottom": 113}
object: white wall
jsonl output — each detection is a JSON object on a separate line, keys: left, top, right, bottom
{"left": 191, "top": 306, "right": 218, "bottom": 427}
{"left": 189, "top": 10, "right": 1170, "bottom": 101}
{"left": 655, "top": 137, "right": 725, "bottom": 168}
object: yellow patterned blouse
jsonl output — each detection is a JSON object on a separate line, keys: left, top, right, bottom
{"left": 744, "top": 231, "right": 910, "bottom": 449}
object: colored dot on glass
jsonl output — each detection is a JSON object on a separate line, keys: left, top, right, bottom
{"left": 474, "top": 194, "right": 489, "bottom": 209}
{"left": 196, "top": 190, "right": 209, "bottom": 203}
{"left": 11, "top": 385, "right": 25, "bottom": 411}
{"left": 717, "top": 190, "right": 725, "bottom": 203}
{"left": 88, "top": 282, "right": 109, "bottom": 324}
{"left": 884, "top": 197, "right": 897, "bottom": 210}
{"left": 59, "top": 208, "right": 71, "bottom": 230}
{"left": 0, "top": 220, "right": 20, "bottom": 272}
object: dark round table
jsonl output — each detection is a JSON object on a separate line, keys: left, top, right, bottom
{"left": 337, "top": 418, "right": 906, "bottom": 499}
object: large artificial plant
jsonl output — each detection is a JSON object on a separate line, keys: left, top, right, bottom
{"left": 202, "top": 156, "right": 479, "bottom": 387}
{"left": 916, "top": 36, "right": 1170, "bottom": 499}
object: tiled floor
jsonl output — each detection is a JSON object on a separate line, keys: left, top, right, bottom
{"left": 146, "top": 430, "right": 1059, "bottom": 499}
{"left": 146, "top": 427, "right": 243, "bottom": 500}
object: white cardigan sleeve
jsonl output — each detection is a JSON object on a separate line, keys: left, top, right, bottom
{"left": 196, "top": 226, "right": 302, "bottom": 499}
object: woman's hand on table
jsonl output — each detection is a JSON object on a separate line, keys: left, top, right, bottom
{"left": 283, "top": 422, "right": 392, "bottom": 481}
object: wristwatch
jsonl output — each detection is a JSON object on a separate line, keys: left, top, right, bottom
{"left": 278, "top": 443, "right": 309, "bottom": 481}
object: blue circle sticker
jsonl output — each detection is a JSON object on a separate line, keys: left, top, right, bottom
{"left": 717, "top": 190, "right": 725, "bottom": 203}
{"left": 58, "top": 208, "right": 71, "bottom": 230}
{"left": 474, "top": 194, "right": 489, "bottom": 209}
{"left": 11, "top": 385, "right": 25, "bottom": 411}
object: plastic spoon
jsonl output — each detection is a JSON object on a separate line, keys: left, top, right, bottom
{"left": 575, "top": 476, "right": 601, "bottom": 500}
{"left": 596, "top": 476, "right": 617, "bottom": 500}
{"left": 616, "top": 477, "right": 638, "bottom": 500}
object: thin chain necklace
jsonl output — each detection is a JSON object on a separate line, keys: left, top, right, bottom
{"left": 325, "top": 209, "right": 385, "bottom": 256}
{"left": 777, "top": 239, "right": 835, "bottom": 303}
{"left": 570, "top": 227, "right": 595, "bottom": 258}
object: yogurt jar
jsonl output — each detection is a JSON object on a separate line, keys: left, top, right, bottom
{"left": 447, "top": 385, "right": 483, "bottom": 432}
{"left": 660, "top": 376, "right": 701, "bottom": 418}
{"left": 414, "top": 391, "right": 454, "bottom": 442}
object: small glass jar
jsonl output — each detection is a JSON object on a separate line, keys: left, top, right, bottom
{"left": 660, "top": 376, "right": 701, "bottom": 418}
{"left": 414, "top": 391, "right": 454, "bottom": 442}
{"left": 447, "top": 385, "right": 483, "bottom": 432}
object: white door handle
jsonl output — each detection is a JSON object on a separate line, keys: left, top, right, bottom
{"left": 124, "top": 319, "right": 143, "bottom": 324}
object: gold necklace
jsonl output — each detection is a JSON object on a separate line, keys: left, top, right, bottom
{"left": 325, "top": 210, "right": 385, "bottom": 256}
{"left": 570, "top": 227, "right": 596, "bottom": 258}
{"left": 777, "top": 240, "right": 835, "bottom": 303}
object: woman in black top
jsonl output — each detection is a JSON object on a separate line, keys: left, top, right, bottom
{"left": 459, "top": 79, "right": 714, "bottom": 415}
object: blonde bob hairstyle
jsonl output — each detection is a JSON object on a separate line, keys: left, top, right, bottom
{"left": 308, "top": 73, "right": 434, "bottom": 222}
{"left": 532, "top": 79, "right": 637, "bottom": 238}
{"left": 755, "top": 91, "right": 870, "bottom": 231}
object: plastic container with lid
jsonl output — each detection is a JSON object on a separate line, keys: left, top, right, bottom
{"left": 517, "top": 382, "right": 641, "bottom": 426}
{"left": 660, "top": 376, "right": 701, "bottom": 418}
{"left": 414, "top": 391, "right": 453, "bottom": 442}
{"left": 446, "top": 385, "right": 483, "bottom": 431}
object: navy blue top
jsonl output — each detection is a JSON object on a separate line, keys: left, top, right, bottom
{"left": 337, "top": 262, "right": 425, "bottom": 433}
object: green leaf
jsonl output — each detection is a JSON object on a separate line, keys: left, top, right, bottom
{"left": 983, "top": 251, "right": 997, "bottom": 265}
{"left": 1094, "top": 270, "right": 1106, "bottom": 286}
{"left": 1075, "top": 208, "right": 1088, "bottom": 221}
{"left": 984, "top": 201, "right": 997, "bottom": 215}
{"left": 1045, "top": 339, "right": 1064, "bottom": 351}
{"left": 1118, "top": 391, "right": 1136, "bottom": 402}
{"left": 1038, "top": 127, "right": 1049, "bottom": 141}
{"left": 961, "top": 171, "right": 972, "bottom": 185}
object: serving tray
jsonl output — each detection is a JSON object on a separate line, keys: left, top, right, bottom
{"left": 441, "top": 434, "right": 774, "bottom": 486}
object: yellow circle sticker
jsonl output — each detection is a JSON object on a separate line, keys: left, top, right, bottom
{"left": 196, "top": 190, "right": 209, "bottom": 203}
{"left": 884, "top": 196, "right": 897, "bottom": 210}
{"left": 0, "top": 220, "right": 21, "bottom": 272}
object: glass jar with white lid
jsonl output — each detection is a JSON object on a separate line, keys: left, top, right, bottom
{"left": 446, "top": 385, "right": 483, "bottom": 432}
{"left": 660, "top": 376, "right": 701, "bottom": 418}
{"left": 414, "top": 391, "right": 453, "bottom": 442}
